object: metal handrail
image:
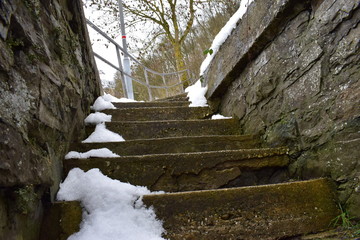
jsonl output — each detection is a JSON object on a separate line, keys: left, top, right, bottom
{"left": 86, "top": 19, "right": 194, "bottom": 101}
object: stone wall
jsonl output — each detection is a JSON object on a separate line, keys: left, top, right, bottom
{"left": 0, "top": 0, "right": 101, "bottom": 239}
{"left": 204, "top": 0, "right": 360, "bottom": 217}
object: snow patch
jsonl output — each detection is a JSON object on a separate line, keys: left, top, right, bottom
{"left": 82, "top": 123, "right": 125, "bottom": 143}
{"left": 185, "top": 80, "right": 208, "bottom": 107}
{"left": 200, "top": 0, "right": 254, "bottom": 75}
{"left": 57, "top": 168, "right": 166, "bottom": 240}
{"left": 65, "top": 148, "right": 120, "bottom": 159}
{"left": 91, "top": 93, "right": 139, "bottom": 111}
{"left": 84, "top": 112, "right": 112, "bottom": 125}
{"left": 102, "top": 93, "right": 138, "bottom": 103}
{"left": 211, "top": 114, "right": 232, "bottom": 120}
{"left": 91, "top": 97, "right": 116, "bottom": 111}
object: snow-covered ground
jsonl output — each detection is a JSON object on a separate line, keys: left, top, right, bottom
{"left": 58, "top": 168, "right": 165, "bottom": 240}
{"left": 65, "top": 148, "right": 120, "bottom": 159}
{"left": 185, "top": 80, "right": 208, "bottom": 107}
{"left": 211, "top": 114, "right": 232, "bottom": 120}
{"left": 82, "top": 123, "right": 125, "bottom": 143}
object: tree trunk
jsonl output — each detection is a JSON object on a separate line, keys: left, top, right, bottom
{"left": 173, "top": 41, "right": 190, "bottom": 88}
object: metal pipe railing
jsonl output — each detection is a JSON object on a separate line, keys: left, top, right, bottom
{"left": 86, "top": 19, "right": 195, "bottom": 101}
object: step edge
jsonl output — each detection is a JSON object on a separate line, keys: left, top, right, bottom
{"left": 142, "top": 178, "right": 333, "bottom": 198}
{"left": 63, "top": 147, "right": 289, "bottom": 160}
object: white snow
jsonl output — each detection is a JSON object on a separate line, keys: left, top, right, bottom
{"left": 84, "top": 112, "right": 112, "bottom": 125}
{"left": 102, "top": 93, "right": 138, "bottom": 103}
{"left": 91, "top": 97, "right": 116, "bottom": 112}
{"left": 82, "top": 123, "right": 125, "bottom": 143}
{"left": 200, "top": 0, "right": 254, "bottom": 75}
{"left": 185, "top": 80, "right": 208, "bottom": 107}
{"left": 91, "top": 93, "right": 138, "bottom": 112}
{"left": 57, "top": 168, "right": 166, "bottom": 240}
{"left": 211, "top": 114, "right": 232, "bottom": 120}
{"left": 65, "top": 148, "right": 120, "bottom": 159}
{"left": 185, "top": 0, "right": 254, "bottom": 108}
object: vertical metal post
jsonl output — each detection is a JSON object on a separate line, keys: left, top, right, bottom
{"left": 115, "top": 46, "right": 128, "bottom": 98}
{"left": 161, "top": 74, "right": 169, "bottom": 97}
{"left": 144, "top": 69, "right": 153, "bottom": 101}
{"left": 118, "top": 0, "right": 134, "bottom": 99}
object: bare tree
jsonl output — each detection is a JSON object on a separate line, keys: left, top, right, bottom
{"left": 86, "top": 0, "right": 199, "bottom": 81}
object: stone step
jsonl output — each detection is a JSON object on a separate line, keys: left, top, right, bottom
{"left": 143, "top": 178, "right": 339, "bottom": 240}
{"left": 63, "top": 147, "right": 289, "bottom": 192}
{"left": 71, "top": 135, "right": 261, "bottom": 156}
{"left": 85, "top": 119, "right": 241, "bottom": 140}
{"left": 101, "top": 106, "right": 212, "bottom": 121}
{"left": 40, "top": 201, "right": 82, "bottom": 240}
{"left": 155, "top": 93, "right": 189, "bottom": 102}
{"left": 44, "top": 179, "right": 339, "bottom": 240}
{"left": 112, "top": 101, "right": 189, "bottom": 109}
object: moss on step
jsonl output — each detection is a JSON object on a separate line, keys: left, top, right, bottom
{"left": 40, "top": 201, "right": 82, "bottom": 240}
{"left": 143, "top": 178, "right": 340, "bottom": 240}
{"left": 63, "top": 148, "right": 289, "bottom": 192}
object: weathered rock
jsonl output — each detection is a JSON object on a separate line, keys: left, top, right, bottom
{"left": 0, "top": 0, "right": 101, "bottom": 239}
{"left": 204, "top": 0, "right": 360, "bottom": 217}
{"left": 63, "top": 147, "right": 289, "bottom": 192}
{"left": 0, "top": 186, "right": 45, "bottom": 240}
{"left": 204, "top": 0, "right": 310, "bottom": 98}
{"left": 143, "top": 178, "right": 340, "bottom": 240}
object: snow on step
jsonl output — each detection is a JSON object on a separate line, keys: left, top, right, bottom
{"left": 63, "top": 147, "right": 289, "bottom": 192}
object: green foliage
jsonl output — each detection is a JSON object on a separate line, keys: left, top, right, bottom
{"left": 6, "top": 37, "right": 24, "bottom": 50}
{"left": 24, "top": 0, "right": 41, "bottom": 17}
{"left": 199, "top": 75, "right": 204, "bottom": 84}
{"left": 331, "top": 204, "right": 354, "bottom": 229}
{"left": 203, "top": 48, "right": 213, "bottom": 55}
{"left": 14, "top": 185, "right": 38, "bottom": 215}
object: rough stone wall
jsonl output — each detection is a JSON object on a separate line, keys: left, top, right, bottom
{"left": 204, "top": 0, "right": 360, "bottom": 217}
{"left": 0, "top": 0, "right": 101, "bottom": 239}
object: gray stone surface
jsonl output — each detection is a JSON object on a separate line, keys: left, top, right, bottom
{"left": 0, "top": 0, "right": 101, "bottom": 239}
{"left": 63, "top": 147, "right": 289, "bottom": 192}
{"left": 204, "top": 0, "right": 360, "bottom": 217}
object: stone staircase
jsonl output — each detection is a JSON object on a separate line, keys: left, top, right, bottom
{"left": 40, "top": 94, "right": 339, "bottom": 240}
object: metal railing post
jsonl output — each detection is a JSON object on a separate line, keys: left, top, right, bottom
{"left": 161, "top": 74, "right": 169, "bottom": 97}
{"left": 115, "top": 46, "right": 128, "bottom": 98}
{"left": 118, "top": 0, "right": 134, "bottom": 99}
{"left": 144, "top": 69, "right": 153, "bottom": 101}
{"left": 86, "top": 19, "right": 194, "bottom": 101}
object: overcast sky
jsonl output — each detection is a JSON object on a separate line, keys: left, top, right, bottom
{"left": 84, "top": 5, "right": 125, "bottom": 87}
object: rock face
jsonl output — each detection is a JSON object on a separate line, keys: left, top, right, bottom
{"left": 0, "top": 0, "right": 101, "bottom": 239}
{"left": 204, "top": 0, "right": 360, "bottom": 217}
